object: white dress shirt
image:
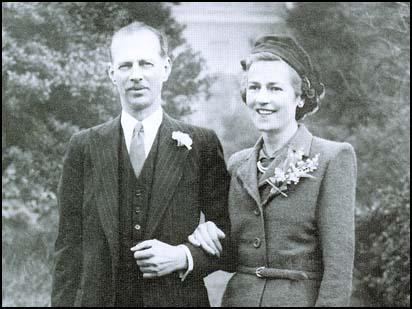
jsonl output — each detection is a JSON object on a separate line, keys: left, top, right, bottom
{"left": 120, "top": 107, "right": 193, "bottom": 281}
{"left": 121, "top": 107, "right": 163, "bottom": 157}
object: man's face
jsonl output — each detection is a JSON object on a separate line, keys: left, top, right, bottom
{"left": 246, "top": 60, "right": 301, "bottom": 133}
{"left": 109, "top": 29, "right": 171, "bottom": 116}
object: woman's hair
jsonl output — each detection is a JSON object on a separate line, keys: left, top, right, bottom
{"left": 240, "top": 52, "right": 322, "bottom": 121}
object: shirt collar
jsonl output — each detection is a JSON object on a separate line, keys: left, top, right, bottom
{"left": 120, "top": 107, "right": 163, "bottom": 154}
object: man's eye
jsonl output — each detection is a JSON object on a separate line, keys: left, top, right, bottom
{"left": 270, "top": 86, "right": 282, "bottom": 91}
{"left": 142, "top": 62, "right": 154, "bottom": 67}
{"left": 248, "top": 85, "right": 259, "bottom": 90}
{"left": 119, "top": 64, "right": 131, "bottom": 69}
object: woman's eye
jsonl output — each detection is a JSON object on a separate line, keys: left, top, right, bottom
{"left": 248, "top": 85, "right": 259, "bottom": 90}
{"left": 142, "top": 62, "right": 154, "bottom": 67}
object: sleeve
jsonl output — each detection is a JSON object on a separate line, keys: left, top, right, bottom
{"left": 177, "top": 245, "right": 194, "bottom": 281}
{"left": 183, "top": 130, "right": 233, "bottom": 278}
{"left": 51, "top": 133, "right": 85, "bottom": 307}
{"left": 315, "top": 143, "right": 357, "bottom": 307}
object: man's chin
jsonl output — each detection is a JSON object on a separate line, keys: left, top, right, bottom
{"left": 127, "top": 99, "right": 152, "bottom": 110}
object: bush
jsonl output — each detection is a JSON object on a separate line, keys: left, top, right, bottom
{"left": 356, "top": 175, "right": 410, "bottom": 307}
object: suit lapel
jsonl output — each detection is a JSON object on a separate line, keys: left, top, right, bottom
{"left": 89, "top": 116, "right": 121, "bottom": 277}
{"left": 235, "top": 137, "right": 263, "bottom": 207}
{"left": 144, "top": 114, "right": 190, "bottom": 239}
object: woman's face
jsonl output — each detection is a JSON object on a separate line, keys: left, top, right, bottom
{"left": 246, "top": 60, "right": 302, "bottom": 134}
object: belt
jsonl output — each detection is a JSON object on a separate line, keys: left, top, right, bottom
{"left": 237, "top": 266, "right": 321, "bottom": 281}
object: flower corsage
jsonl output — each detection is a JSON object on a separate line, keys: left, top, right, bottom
{"left": 258, "top": 148, "right": 320, "bottom": 197}
{"left": 172, "top": 131, "right": 193, "bottom": 150}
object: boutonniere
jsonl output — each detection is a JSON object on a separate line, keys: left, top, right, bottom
{"left": 172, "top": 131, "right": 193, "bottom": 150}
{"left": 258, "top": 148, "right": 320, "bottom": 197}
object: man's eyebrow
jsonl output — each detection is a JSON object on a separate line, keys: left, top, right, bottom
{"left": 139, "top": 58, "right": 156, "bottom": 63}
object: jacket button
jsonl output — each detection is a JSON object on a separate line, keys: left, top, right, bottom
{"left": 134, "top": 224, "right": 141, "bottom": 231}
{"left": 135, "top": 208, "right": 141, "bottom": 214}
{"left": 254, "top": 209, "right": 260, "bottom": 216}
{"left": 135, "top": 189, "right": 142, "bottom": 197}
{"left": 253, "top": 237, "right": 261, "bottom": 248}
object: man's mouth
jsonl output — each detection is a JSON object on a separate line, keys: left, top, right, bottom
{"left": 256, "top": 108, "right": 277, "bottom": 115}
{"left": 128, "top": 86, "right": 148, "bottom": 91}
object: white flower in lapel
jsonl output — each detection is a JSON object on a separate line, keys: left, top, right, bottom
{"left": 172, "top": 131, "right": 193, "bottom": 150}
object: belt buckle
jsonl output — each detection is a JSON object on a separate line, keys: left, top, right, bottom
{"left": 255, "top": 266, "right": 265, "bottom": 278}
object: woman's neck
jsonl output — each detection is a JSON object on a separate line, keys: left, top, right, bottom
{"left": 262, "top": 122, "right": 299, "bottom": 155}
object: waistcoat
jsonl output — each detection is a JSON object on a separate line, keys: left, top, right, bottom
{"left": 116, "top": 129, "right": 160, "bottom": 306}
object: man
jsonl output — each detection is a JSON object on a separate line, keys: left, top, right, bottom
{"left": 51, "top": 21, "right": 230, "bottom": 307}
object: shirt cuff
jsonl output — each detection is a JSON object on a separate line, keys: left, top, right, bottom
{"left": 178, "top": 244, "right": 194, "bottom": 282}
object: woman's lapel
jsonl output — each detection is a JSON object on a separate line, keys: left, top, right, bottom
{"left": 235, "top": 137, "right": 263, "bottom": 207}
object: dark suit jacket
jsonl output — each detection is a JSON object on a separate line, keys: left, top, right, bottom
{"left": 51, "top": 113, "right": 230, "bottom": 307}
{"left": 222, "top": 125, "right": 357, "bottom": 307}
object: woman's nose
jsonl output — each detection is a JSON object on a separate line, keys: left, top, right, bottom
{"left": 255, "top": 89, "right": 271, "bottom": 105}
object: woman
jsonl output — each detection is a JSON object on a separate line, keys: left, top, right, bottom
{"left": 189, "top": 35, "right": 357, "bottom": 307}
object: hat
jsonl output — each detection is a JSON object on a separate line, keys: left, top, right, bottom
{"left": 243, "top": 35, "right": 325, "bottom": 100}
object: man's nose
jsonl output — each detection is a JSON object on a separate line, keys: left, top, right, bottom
{"left": 129, "top": 63, "right": 143, "bottom": 82}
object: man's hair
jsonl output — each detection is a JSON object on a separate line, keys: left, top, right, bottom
{"left": 109, "top": 21, "right": 169, "bottom": 62}
{"left": 240, "top": 52, "right": 320, "bottom": 121}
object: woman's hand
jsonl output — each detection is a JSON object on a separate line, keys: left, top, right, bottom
{"left": 188, "top": 221, "right": 225, "bottom": 257}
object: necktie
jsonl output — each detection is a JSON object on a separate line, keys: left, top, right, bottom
{"left": 129, "top": 122, "right": 146, "bottom": 178}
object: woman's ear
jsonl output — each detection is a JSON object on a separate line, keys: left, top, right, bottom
{"left": 240, "top": 88, "right": 247, "bottom": 104}
{"left": 297, "top": 96, "right": 305, "bottom": 108}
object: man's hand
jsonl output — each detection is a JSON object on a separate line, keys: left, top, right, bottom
{"left": 131, "top": 239, "right": 188, "bottom": 279}
{"left": 188, "top": 221, "right": 225, "bottom": 257}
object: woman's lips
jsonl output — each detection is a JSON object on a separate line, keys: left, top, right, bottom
{"left": 256, "top": 108, "right": 277, "bottom": 115}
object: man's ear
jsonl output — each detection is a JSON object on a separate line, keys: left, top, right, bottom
{"left": 163, "top": 57, "right": 172, "bottom": 82}
{"left": 108, "top": 62, "right": 116, "bottom": 85}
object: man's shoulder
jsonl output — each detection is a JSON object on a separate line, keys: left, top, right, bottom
{"left": 166, "top": 115, "right": 218, "bottom": 143}
{"left": 70, "top": 117, "right": 120, "bottom": 144}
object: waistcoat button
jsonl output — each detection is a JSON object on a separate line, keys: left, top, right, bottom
{"left": 253, "top": 237, "right": 261, "bottom": 248}
{"left": 134, "top": 224, "right": 141, "bottom": 231}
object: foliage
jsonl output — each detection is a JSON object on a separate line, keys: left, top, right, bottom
{"left": 286, "top": 2, "right": 410, "bottom": 306}
{"left": 356, "top": 175, "right": 410, "bottom": 307}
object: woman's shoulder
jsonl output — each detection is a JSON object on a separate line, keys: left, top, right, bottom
{"left": 227, "top": 148, "right": 254, "bottom": 174}
{"left": 311, "top": 135, "right": 356, "bottom": 163}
